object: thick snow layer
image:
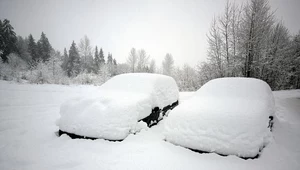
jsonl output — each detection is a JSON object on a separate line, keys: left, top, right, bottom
{"left": 57, "top": 73, "right": 179, "bottom": 140}
{"left": 164, "top": 78, "right": 275, "bottom": 158}
{"left": 99, "top": 73, "right": 179, "bottom": 115}
{"left": 1, "top": 81, "right": 300, "bottom": 170}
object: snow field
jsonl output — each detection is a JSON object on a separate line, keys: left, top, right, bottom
{"left": 0, "top": 81, "right": 300, "bottom": 170}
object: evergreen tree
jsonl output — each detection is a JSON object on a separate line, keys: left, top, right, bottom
{"left": 288, "top": 31, "right": 300, "bottom": 89}
{"left": 37, "top": 32, "right": 52, "bottom": 62}
{"left": 61, "top": 48, "right": 68, "bottom": 72}
{"left": 0, "top": 19, "right": 17, "bottom": 63}
{"left": 15, "top": 36, "right": 31, "bottom": 65}
{"left": 162, "top": 53, "right": 174, "bottom": 76}
{"left": 113, "top": 58, "right": 117, "bottom": 65}
{"left": 107, "top": 53, "right": 113, "bottom": 65}
{"left": 27, "top": 34, "right": 39, "bottom": 65}
{"left": 94, "top": 46, "right": 100, "bottom": 73}
{"left": 99, "top": 48, "right": 105, "bottom": 65}
{"left": 67, "top": 41, "right": 81, "bottom": 77}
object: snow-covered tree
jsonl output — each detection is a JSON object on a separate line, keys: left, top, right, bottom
{"left": 162, "top": 53, "right": 174, "bottom": 76}
{"left": 61, "top": 48, "right": 68, "bottom": 73}
{"left": 37, "top": 32, "right": 52, "bottom": 62}
{"left": 15, "top": 36, "right": 31, "bottom": 65}
{"left": 67, "top": 41, "right": 81, "bottom": 77}
{"left": 0, "top": 19, "right": 17, "bottom": 63}
{"left": 149, "top": 59, "right": 156, "bottom": 73}
{"left": 207, "top": 17, "right": 224, "bottom": 77}
{"left": 241, "top": 0, "right": 274, "bottom": 77}
{"left": 27, "top": 34, "right": 38, "bottom": 65}
{"left": 78, "top": 35, "right": 93, "bottom": 73}
{"left": 136, "top": 49, "right": 150, "bottom": 72}
{"left": 127, "top": 48, "right": 137, "bottom": 73}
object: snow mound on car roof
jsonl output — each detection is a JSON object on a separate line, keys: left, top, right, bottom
{"left": 58, "top": 73, "right": 179, "bottom": 140}
{"left": 164, "top": 78, "right": 274, "bottom": 158}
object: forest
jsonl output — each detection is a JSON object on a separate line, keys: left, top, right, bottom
{"left": 0, "top": 0, "right": 299, "bottom": 91}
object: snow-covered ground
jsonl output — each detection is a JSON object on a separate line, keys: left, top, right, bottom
{"left": 0, "top": 80, "right": 299, "bottom": 170}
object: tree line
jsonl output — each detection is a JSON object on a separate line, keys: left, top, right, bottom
{"left": 0, "top": 20, "right": 119, "bottom": 84}
{"left": 0, "top": 0, "right": 299, "bottom": 91}
{"left": 198, "top": 0, "right": 300, "bottom": 90}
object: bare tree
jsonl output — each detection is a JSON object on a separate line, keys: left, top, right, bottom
{"left": 219, "top": 0, "right": 231, "bottom": 66}
{"left": 207, "top": 17, "right": 224, "bottom": 77}
{"left": 241, "top": 0, "right": 274, "bottom": 77}
{"left": 136, "top": 49, "right": 149, "bottom": 72}
{"left": 78, "top": 35, "right": 93, "bottom": 73}
{"left": 127, "top": 48, "right": 137, "bottom": 73}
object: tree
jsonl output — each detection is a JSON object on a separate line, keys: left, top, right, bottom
{"left": 67, "top": 41, "right": 81, "bottom": 77}
{"left": 0, "top": 19, "right": 17, "bottom": 63}
{"left": 173, "top": 64, "right": 199, "bottom": 91}
{"left": 107, "top": 53, "right": 113, "bottom": 65}
{"left": 258, "top": 22, "right": 290, "bottom": 89}
{"left": 149, "top": 59, "right": 156, "bottom": 73}
{"left": 219, "top": 0, "right": 231, "bottom": 66}
{"left": 27, "top": 34, "right": 39, "bottom": 65}
{"left": 287, "top": 31, "right": 300, "bottom": 89}
{"left": 61, "top": 48, "right": 68, "bottom": 72}
{"left": 47, "top": 51, "right": 64, "bottom": 83}
{"left": 37, "top": 32, "right": 52, "bottom": 62}
{"left": 99, "top": 48, "right": 105, "bottom": 65}
{"left": 241, "top": 0, "right": 274, "bottom": 77}
{"left": 107, "top": 53, "right": 117, "bottom": 76}
{"left": 78, "top": 35, "right": 93, "bottom": 73}
{"left": 207, "top": 17, "right": 224, "bottom": 77}
{"left": 15, "top": 36, "right": 31, "bottom": 65}
{"left": 162, "top": 53, "right": 174, "bottom": 76}
{"left": 137, "top": 49, "right": 150, "bottom": 72}
{"left": 94, "top": 46, "right": 100, "bottom": 73}
{"left": 127, "top": 48, "right": 137, "bottom": 72}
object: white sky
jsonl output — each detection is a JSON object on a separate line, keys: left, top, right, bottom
{"left": 1, "top": 0, "right": 299, "bottom": 67}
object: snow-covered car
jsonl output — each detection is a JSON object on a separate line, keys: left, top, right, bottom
{"left": 164, "top": 78, "right": 275, "bottom": 158}
{"left": 57, "top": 73, "right": 179, "bottom": 141}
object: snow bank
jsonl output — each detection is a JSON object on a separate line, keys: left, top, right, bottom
{"left": 164, "top": 78, "right": 275, "bottom": 158}
{"left": 58, "top": 73, "right": 179, "bottom": 140}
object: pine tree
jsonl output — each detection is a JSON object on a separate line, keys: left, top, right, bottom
{"left": 113, "top": 58, "right": 117, "bottom": 65}
{"left": 67, "top": 41, "right": 81, "bottom": 77}
{"left": 107, "top": 53, "right": 113, "bottom": 65}
{"left": 94, "top": 46, "right": 100, "bottom": 73}
{"left": 15, "top": 36, "right": 31, "bottom": 65}
{"left": 99, "top": 48, "right": 105, "bottom": 65}
{"left": 37, "top": 32, "right": 52, "bottom": 62}
{"left": 27, "top": 34, "right": 39, "bottom": 65}
{"left": 61, "top": 48, "right": 68, "bottom": 72}
{"left": 0, "top": 19, "right": 17, "bottom": 63}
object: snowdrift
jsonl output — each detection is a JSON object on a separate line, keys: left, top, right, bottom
{"left": 58, "top": 73, "right": 179, "bottom": 140}
{"left": 164, "top": 78, "right": 275, "bottom": 158}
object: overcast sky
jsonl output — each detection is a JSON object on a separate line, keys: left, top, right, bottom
{"left": 0, "top": 0, "right": 299, "bottom": 67}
